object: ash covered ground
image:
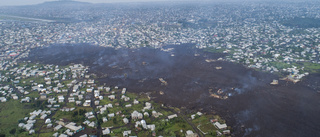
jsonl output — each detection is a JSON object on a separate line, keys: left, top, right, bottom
{"left": 25, "top": 44, "right": 320, "bottom": 137}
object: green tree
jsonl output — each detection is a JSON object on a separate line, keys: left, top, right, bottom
{"left": 113, "top": 118, "right": 117, "bottom": 124}
{"left": 9, "top": 128, "right": 16, "bottom": 135}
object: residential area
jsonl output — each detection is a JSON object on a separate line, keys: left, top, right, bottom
{"left": 0, "top": 62, "right": 230, "bottom": 137}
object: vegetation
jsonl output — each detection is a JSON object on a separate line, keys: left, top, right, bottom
{"left": 293, "top": 62, "right": 320, "bottom": 73}
{"left": 0, "top": 100, "right": 33, "bottom": 136}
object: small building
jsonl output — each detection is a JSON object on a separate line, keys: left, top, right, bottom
{"left": 108, "top": 95, "right": 115, "bottom": 100}
{"left": 168, "top": 114, "right": 178, "bottom": 120}
{"left": 102, "top": 128, "right": 110, "bottom": 135}
{"left": 123, "top": 118, "right": 129, "bottom": 124}
{"left": 58, "top": 96, "right": 64, "bottom": 103}
{"left": 40, "top": 93, "right": 47, "bottom": 100}
{"left": 214, "top": 122, "right": 227, "bottom": 130}
{"left": 123, "top": 130, "right": 131, "bottom": 137}
{"left": 0, "top": 97, "right": 7, "bottom": 102}
{"left": 103, "top": 117, "right": 108, "bottom": 122}
{"left": 122, "top": 88, "right": 126, "bottom": 94}
{"left": 95, "top": 101, "right": 100, "bottom": 106}
{"left": 147, "top": 124, "right": 155, "bottom": 131}
{"left": 223, "top": 130, "right": 231, "bottom": 135}
{"left": 108, "top": 113, "right": 115, "bottom": 118}
{"left": 54, "top": 125, "right": 63, "bottom": 131}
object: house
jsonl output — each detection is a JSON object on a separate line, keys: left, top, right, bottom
{"left": 223, "top": 130, "right": 231, "bottom": 135}
{"left": 108, "top": 95, "right": 115, "bottom": 100}
{"left": 68, "top": 97, "right": 75, "bottom": 103}
{"left": 83, "top": 100, "right": 91, "bottom": 107}
{"left": 86, "top": 88, "right": 93, "bottom": 92}
{"left": 133, "top": 99, "right": 139, "bottom": 105}
{"left": 144, "top": 102, "right": 152, "bottom": 110}
{"left": 100, "top": 107, "right": 107, "bottom": 114}
{"left": 65, "top": 129, "right": 74, "bottom": 136}
{"left": 186, "top": 130, "right": 198, "bottom": 137}
{"left": 79, "top": 134, "right": 88, "bottom": 137}
{"left": 87, "top": 79, "right": 94, "bottom": 84}
{"left": 122, "top": 88, "right": 126, "bottom": 94}
{"left": 78, "top": 95, "right": 83, "bottom": 100}
{"left": 24, "top": 123, "right": 34, "bottom": 131}
{"left": 40, "top": 93, "right": 47, "bottom": 100}
{"left": 40, "top": 114, "right": 47, "bottom": 119}
{"left": 131, "top": 111, "right": 143, "bottom": 120}
{"left": 88, "top": 122, "right": 95, "bottom": 127}
{"left": 217, "top": 131, "right": 222, "bottom": 136}
{"left": 123, "top": 130, "right": 131, "bottom": 137}
{"left": 191, "top": 114, "right": 196, "bottom": 120}
{"left": 38, "top": 84, "right": 44, "bottom": 88}
{"left": 123, "top": 118, "right": 129, "bottom": 124}
{"left": 106, "top": 103, "right": 113, "bottom": 108}
{"left": 58, "top": 96, "right": 64, "bottom": 103}
{"left": 140, "top": 120, "right": 147, "bottom": 129}
{"left": 168, "top": 114, "right": 178, "bottom": 120}
{"left": 12, "top": 95, "right": 19, "bottom": 100}
{"left": 76, "top": 101, "right": 82, "bottom": 106}
{"left": 214, "top": 122, "right": 227, "bottom": 130}
{"left": 144, "top": 112, "right": 149, "bottom": 117}
{"left": 53, "top": 132, "right": 59, "bottom": 137}
{"left": 59, "top": 134, "right": 68, "bottom": 137}
{"left": 45, "top": 119, "right": 51, "bottom": 124}
{"left": 147, "top": 124, "right": 155, "bottom": 131}
{"left": 103, "top": 117, "right": 108, "bottom": 122}
{"left": 21, "top": 97, "right": 30, "bottom": 103}
{"left": 29, "top": 129, "right": 35, "bottom": 134}
{"left": 46, "top": 81, "right": 51, "bottom": 85}
{"left": 108, "top": 113, "right": 115, "bottom": 118}
{"left": 125, "top": 104, "right": 132, "bottom": 108}
{"left": 105, "top": 87, "right": 111, "bottom": 92}
{"left": 0, "top": 97, "right": 7, "bottom": 102}
{"left": 65, "top": 122, "right": 82, "bottom": 131}
{"left": 47, "top": 124, "right": 52, "bottom": 128}
{"left": 95, "top": 101, "right": 100, "bottom": 105}
{"left": 102, "top": 128, "right": 110, "bottom": 135}
{"left": 54, "top": 125, "right": 63, "bottom": 131}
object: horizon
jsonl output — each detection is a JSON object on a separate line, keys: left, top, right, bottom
{"left": 0, "top": 0, "right": 316, "bottom": 6}
{"left": 0, "top": 0, "right": 176, "bottom": 6}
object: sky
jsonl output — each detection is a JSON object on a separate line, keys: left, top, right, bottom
{"left": 0, "top": 0, "right": 174, "bottom": 6}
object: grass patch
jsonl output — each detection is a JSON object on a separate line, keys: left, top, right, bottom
{"left": 155, "top": 117, "right": 193, "bottom": 136}
{"left": 38, "top": 132, "right": 55, "bottom": 137}
{"left": 27, "top": 91, "right": 39, "bottom": 99}
{"left": 51, "top": 111, "right": 72, "bottom": 121}
{"left": 100, "top": 115, "right": 124, "bottom": 127}
{"left": 0, "top": 100, "right": 33, "bottom": 136}
{"left": 294, "top": 62, "right": 320, "bottom": 73}
{"left": 269, "top": 61, "right": 292, "bottom": 70}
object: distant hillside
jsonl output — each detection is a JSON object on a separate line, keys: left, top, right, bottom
{"left": 37, "top": 0, "right": 92, "bottom": 7}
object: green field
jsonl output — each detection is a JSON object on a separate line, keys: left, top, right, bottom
{"left": 0, "top": 100, "right": 33, "bottom": 136}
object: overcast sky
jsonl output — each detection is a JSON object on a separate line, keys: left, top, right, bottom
{"left": 0, "top": 0, "right": 177, "bottom": 6}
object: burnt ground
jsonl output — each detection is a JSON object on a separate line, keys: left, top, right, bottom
{"left": 25, "top": 44, "right": 320, "bottom": 137}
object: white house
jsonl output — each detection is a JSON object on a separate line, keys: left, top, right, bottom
{"left": 214, "top": 122, "right": 227, "bottom": 130}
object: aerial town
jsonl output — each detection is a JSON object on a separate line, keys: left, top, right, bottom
{"left": 0, "top": 62, "right": 230, "bottom": 136}
{"left": 0, "top": 0, "right": 320, "bottom": 137}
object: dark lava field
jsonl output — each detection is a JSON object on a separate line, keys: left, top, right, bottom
{"left": 25, "top": 44, "right": 320, "bottom": 137}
